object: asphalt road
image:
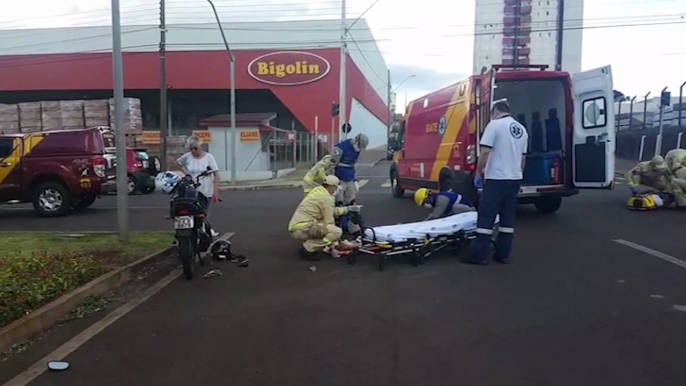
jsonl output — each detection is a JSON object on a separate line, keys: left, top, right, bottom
{"left": 2, "top": 162, "right": 686, "bottom": 385}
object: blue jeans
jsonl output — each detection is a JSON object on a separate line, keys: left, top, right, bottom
{"left": 469, "top": 179, "right": 521, "bottom": 262}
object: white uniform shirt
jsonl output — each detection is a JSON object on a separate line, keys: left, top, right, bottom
{"left": 480, "top": 115, "right": 529, "bottom": 180}
{"left": 176, "top": 152, "right": 220, "bottom": 198}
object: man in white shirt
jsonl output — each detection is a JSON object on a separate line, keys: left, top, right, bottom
{"left": 464, "top": 100, "right": 528, "bottom": 265}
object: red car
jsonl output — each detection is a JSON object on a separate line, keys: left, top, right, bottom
{"left": 98, "top": 129, "right": 160, "bottom": 194}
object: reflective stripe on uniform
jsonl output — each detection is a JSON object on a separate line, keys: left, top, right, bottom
{"left": 499, "top": 227, "right": 514, "bottom": 233}
{"left": 288, "top": 221, "right": 312, "bottom": 232}
{"left": 303, "top": 175, "right": 314, "bottom": 183}
{"left": 476, "top": 228, "right": 493, "bottom": 235}
{"left": 338, "top": 163, "right": 353, "bottom": 168}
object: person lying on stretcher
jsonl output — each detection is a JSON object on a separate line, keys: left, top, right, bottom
{"left": 414, "top": 188, "right": 476, "bottom": 221}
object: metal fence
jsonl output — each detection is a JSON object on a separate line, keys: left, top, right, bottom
{"left": 615, "top": 80, "right": 686, "bottom": 161}
{"left": 250, "top": 127, "right": 328, "bottom": 174}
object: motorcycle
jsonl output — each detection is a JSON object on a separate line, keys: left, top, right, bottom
{"left": 168, "top": 170, "right": 217, "bottom": 280}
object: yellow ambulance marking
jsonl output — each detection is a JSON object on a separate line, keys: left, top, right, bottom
{"left": 430, "top": 81, "right": 470, "bottom": 181}
{"left": 0, "top": 135, "right": 45, "bottom": 185}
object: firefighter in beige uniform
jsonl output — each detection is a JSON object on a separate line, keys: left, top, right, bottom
{"left": 665, "top": 148, "right": 686, "bottom": 180}
{"left": 288, "top": 175, "right": 361, "bottom": 261}
{"left": 626, "top": 155, "right": 686, "bottom": 207}
{"left": 302, "top": 155, "right": 336, "bottom": 195}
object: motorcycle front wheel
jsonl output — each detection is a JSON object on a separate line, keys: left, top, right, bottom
{"left": 178, "top": 237, "right": 195, "bottom": 280}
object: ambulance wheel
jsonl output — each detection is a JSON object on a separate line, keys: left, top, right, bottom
{"left": 391, "top": 170, "right": 404, "bottom": 198}
{"left": 534, "top": 196, "right": 562, "bottom": 214}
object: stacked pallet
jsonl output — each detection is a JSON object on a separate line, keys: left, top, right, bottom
{"left": 0, "top": 98, "right": 143, "bottom": 134}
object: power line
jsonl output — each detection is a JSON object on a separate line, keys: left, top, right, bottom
{"left": 347, "top": 34, "right": 386, "bottom": 85}
{"left": 0, "top": 18, "right": 684, "bottom": 63}
{"left": 1, "top": 0, "right": 681, "bottom": 31}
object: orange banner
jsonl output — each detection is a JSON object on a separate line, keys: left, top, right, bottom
{"left": 192, "top": 130, "right": 212, "bottom": 144}
{"left": 240, "top": 130, "right": 260, "bottom": 143}
{"left": 142, "top": 131, "right": 160, "bottom": 145}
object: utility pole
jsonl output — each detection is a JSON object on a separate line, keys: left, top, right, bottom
{"left": 555, "top": 0, "right": 565, "bottom": 71}
{"left": 513, "top": 0, "right": 521, "bottom": 69}
{"left": 387, "top": 69, "right": 391, "bottom": 143}
{"left": 207, "top": 0, "right": 237, "bottom": 185}
{"left": 111, "top": 0, "right": 128, "bottom": 242}
{"left": 339, "top": 0, "right": 348, "bottom": 138}
{"left": 159, "top": 0, "right": 168, "bottom": 171}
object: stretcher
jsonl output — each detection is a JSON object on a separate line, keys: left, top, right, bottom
{"left": 345, "top": 212, "right": 499, "bottom": 271}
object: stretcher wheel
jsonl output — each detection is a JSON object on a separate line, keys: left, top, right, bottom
{"left": 378, "top": 256, "right": 386, "bottom": 271}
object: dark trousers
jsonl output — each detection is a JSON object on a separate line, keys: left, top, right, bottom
{"left": 469, "top": 179, "right": 521, "bottom": 262}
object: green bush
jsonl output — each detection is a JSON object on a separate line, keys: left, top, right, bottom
{"left": 0, "top": 251, "right": 108, "bottom": 327}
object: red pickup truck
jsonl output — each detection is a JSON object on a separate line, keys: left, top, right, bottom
{"left": 0, "top": 127, "right": 117, "bottom": 217}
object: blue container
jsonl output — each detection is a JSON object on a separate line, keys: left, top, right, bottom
{"left": 523, "top": 153, "right": 562, "bottom": 185}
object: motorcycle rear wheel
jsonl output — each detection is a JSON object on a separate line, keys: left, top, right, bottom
{"left": 178, "top": 237, "right": 195, "bottom": 280}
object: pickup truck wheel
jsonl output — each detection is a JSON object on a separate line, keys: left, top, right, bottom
{"left": 534, "top": 196, "right": 562, "bottom": 214}
{"left": 391, "top": 170, "right": 404, "bottom": 198}
{"left": 33, "top": 181, "right": 72, "bottom": 217}
{"left": 74, "top": 195, "right": 97, "bottom": 210}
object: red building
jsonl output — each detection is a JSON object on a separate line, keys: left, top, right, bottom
{"left": 0, "top": 19, "right": 390, "bottom": 149}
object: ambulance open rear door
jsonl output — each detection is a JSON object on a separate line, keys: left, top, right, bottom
{"left": 572, "top": 65, "right": 615, "bottom": 189}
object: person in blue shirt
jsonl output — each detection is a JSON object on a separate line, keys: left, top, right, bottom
{"left": 330, "top": 133, "right": 369, "bottom": 205}
{"left": 413, "top": 188, "right": 476, "bottom": 221}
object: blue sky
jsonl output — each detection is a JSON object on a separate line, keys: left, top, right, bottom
{"left": 1, "top": 0, "right": 685, "bottom": 108}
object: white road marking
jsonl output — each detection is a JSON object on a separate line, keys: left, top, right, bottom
{"left": 381, "top": 179, "right": 391, "bottom": 188}
{"left": 358, "top": 179, "right": 369, "bottom": 188}
{"left": 674, "top": 305, "right": 686, "bottom": 312}
{"left": 4, "top": 233, "right": 233, "bottom": 386}
{"left": 612, "top": 239, "right": 686, "bottom": 270}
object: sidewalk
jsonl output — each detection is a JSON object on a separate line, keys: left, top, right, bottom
{"left": 219, "top": 169, "right": 306, "bottom": 191}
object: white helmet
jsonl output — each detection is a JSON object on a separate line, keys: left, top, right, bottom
{"left": 155, "top": 171, "right": 182, "bottom": 194}
{"left": 354, "top": 133, "right": 369, "bottom": 150}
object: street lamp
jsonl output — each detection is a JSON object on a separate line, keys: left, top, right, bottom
{"left": 207, "top": 0, "right": 237, "bottom": 186}
{"left": 392, "top": 75, "right": 415, "bottom": 93}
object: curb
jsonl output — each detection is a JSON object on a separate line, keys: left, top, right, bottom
{"left": 0, "top": 245, "right": 175, "bottom": 353}
{"left": 220, "top": 182, "right": 302, "bottom": 191}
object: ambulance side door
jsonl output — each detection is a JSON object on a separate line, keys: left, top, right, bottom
{"left": 572, "top": 65, "right": 615, "bottom": 189}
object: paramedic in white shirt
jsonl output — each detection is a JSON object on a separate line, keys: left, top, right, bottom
{"left": 177, "top": 135, "right": 221, "bottom": 237}
{"left": 464, "top": 100, "right": 528, "bottom": 266}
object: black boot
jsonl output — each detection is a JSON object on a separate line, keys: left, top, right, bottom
{"left": 298, "top": 247, "right": 320, "bottom": 261}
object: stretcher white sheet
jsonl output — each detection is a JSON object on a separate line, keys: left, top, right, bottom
{"left": 363, "top": 212, "right": 500, "bottom": 243}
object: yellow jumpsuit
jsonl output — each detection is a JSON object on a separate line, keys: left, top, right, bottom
{"left": 626, "top": 160, "right": 686, "bottom": 207}
{"left": 665, "top": 148, "right": 686, "bottom": 180}
{"left": 302, "top": 155, "right": 335, "bottom": 195}
{"left": 288, "top": 186, "right": 347, "bottom": 252}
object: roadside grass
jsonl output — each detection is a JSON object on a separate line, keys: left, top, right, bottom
{"left": 0, "top": 232, "right": 173, "bottom": 328}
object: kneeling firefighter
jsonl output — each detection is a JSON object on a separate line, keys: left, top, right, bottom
{"left": 626, "top": 155, "right": 686, "bottom": 208}
{"left": 414, "top": 188, "right": 476, "bottom": 221}
{"left": 666, "top": 148, "right": 686, "bottom": 180}
{"left": 288, "top": 175, "right": 362, "bottom": 261}
{"left": 302, "top": 154, "right": 336, "bottom": 196}
{"left": 331, "top": 133, "right": 369, "bottom": 234}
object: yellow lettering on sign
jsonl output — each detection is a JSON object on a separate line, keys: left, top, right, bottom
{"left": 192, "top": 130, "right": 212, "bottom": 144}
{"left": 425, "top": 123, "right": 438, "bottom": 133}
{"left": 240, "top": 130, "right": 261, "bottom": 143}
{"left": 256, "top": 61, "right": 320, "bottom": 78}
